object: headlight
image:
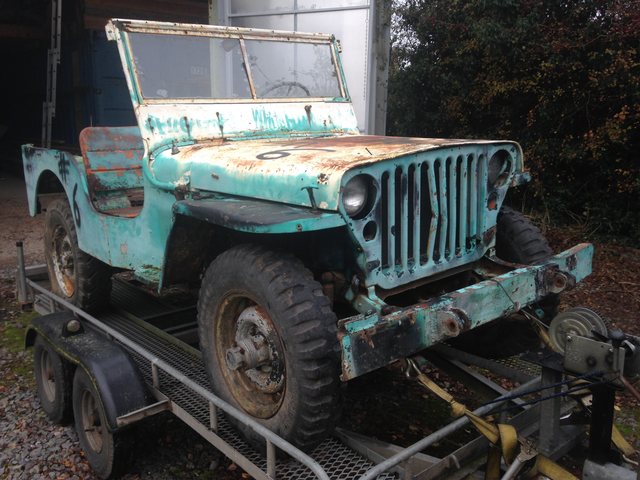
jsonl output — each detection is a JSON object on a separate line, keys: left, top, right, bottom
{"left": 342, "top": 175, "right": 370, "bottom": 217}
{"left": 488, "top": 150, "right": 512, "bottom": 187}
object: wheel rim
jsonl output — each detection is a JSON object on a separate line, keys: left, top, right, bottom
{"left": 40, "top": 350, "right": 56, "bottom": 403}
{"left": 51, "top": 225, "right": 75, "bottom": 297}
{"left": 215, "top": 295, "right": 285, "bottom": 419}
{"left": 80, "top": 389, "right": 104, "bottom": 453}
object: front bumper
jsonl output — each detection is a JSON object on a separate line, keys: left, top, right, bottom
{"left": 339, "top": 243, "right": 594, "bottom": 380}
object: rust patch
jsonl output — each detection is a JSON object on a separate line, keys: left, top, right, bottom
{"left": 483, "top": 226, "right": 496, "bottom": 245}
{"left": 487, "top": 191, "right": 498, "bottom": 210}
{"left": 174, "top": 135, "right": 506, "bottom": 175}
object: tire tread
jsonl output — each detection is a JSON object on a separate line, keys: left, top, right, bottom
{"left": 197, "top": 244, "right": 341, "bottom": 452}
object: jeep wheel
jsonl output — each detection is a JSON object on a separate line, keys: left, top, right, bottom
{"left": 44, "top": 199, "right": 112, "bottom": 312}
{"left": 197, "top": 245, "right": 341, "bottom": 453}
{"left": 495, "top": 205, "right": 558, "bottom": 318}
{"left": 451, "top": 206, "right": 556, "bottom": 357}
{"left": 34, "top": 335, "right": 73, "bottom": 424}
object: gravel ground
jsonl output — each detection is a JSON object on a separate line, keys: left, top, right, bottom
{"left": 0, "top": 174, "right": 44, "bottom": 270}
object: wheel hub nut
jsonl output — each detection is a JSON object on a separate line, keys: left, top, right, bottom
{"left": 225, "top": 335, "right": 271, "bottom": 372}
{"left": 225, "top": 346, "right": 246, "bottom": 371}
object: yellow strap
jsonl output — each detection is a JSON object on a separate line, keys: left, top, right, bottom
{"left": 416, "top": 373, "right": 467, "bottom": 418}
{"left": 535, "top": 322, "right": 554, "bottom": 350}
{"left": 485, "top": 445, "right": 502, "bottom": 480}
{"left": 498, "top": 423, "right": 518, "bottom": 465}
{"left": 612, "top": 425, "right": 636, "bottom": 457}
{"left": 483, "top": 424, "right": 519, "bottom": 480}
{"left": 530, "top": 455, "right": 578, "bottom": 480}
{"left": 415, "top": 368, "right": 586, "bottom": 480}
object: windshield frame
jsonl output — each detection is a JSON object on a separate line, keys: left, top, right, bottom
{"left": 111, "top": 19, "right": 349, "bottom": 105}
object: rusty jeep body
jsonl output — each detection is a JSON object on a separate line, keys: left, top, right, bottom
{"left": 22, "top": 19, "right": 593, "bottom": 451}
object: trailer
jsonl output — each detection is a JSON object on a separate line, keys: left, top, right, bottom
{"left": 15, "top": 242, "right": 639, "bottom": 479}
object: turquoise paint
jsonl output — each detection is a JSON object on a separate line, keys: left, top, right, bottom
{"left": 339, "top": 243, "right": 594, "bottom": 379}
{"left": 22, "top": 145, "right": 171, "bottom": 285}
{"left": 339, "top": 144, "right": 520, "bottom": 292}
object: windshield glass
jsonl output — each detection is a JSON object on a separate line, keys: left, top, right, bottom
{"left": 245, "top": 40, "right": 341, "bottom": 98}
{"left": 127, "top": 32, "right": 342, "bottom": 100}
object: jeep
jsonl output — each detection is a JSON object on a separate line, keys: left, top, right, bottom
{"left": 22, "top": 19, "right": 593, "bottom": 452}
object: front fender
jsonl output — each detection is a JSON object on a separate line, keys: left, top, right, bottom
{"left": 173, "top": 196, "right": 345, "bottom": 234}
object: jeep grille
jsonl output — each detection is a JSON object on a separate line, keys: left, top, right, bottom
{"left": 345, "top": 147, "right": 509, "bottom": 291}
{"left": 380, "top": 153, "right": 488, "bottom": 270}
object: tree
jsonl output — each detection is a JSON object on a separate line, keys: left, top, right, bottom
{"left": 388, "top": 0, "right": 640, "bottom": 240}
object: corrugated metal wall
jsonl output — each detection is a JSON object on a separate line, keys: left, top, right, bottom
{"left": 83, "top": 0, "right": 208, "bottom": 30}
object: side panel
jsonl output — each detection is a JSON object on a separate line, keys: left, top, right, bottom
{"left": 21, "top": 145, "right": 173, "bottom": 284}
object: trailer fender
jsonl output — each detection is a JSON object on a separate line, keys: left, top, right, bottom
{"left": 27, "top": 312, "right": 151, "bottom": 431}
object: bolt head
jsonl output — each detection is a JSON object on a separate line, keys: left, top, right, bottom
{"left": 66, "top": 319, "right": 81, "bottom": 333}
{"left": 225, "top": 347, "right": 246, "bottom": 371}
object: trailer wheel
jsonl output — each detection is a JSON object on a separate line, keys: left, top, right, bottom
{"left": 33, "top": 336, "right": 73, "bottom": 424}
{"left": 72, "top": 368, "right": 132, "bottom": 479}
{"left": 451, "top": 206, "right": 557, "bottom": 357}
{"left": 44, "top": 199, "right": 112, "bottom": 312}
{"left": 197, "top": 244, "right": 341, "bottom": 453}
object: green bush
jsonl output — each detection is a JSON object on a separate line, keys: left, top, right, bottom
{"left": 388, "top": 0, "right": 640, "bottom": 241}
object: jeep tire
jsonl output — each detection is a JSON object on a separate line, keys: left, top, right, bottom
{"left": 197, "top": 244, "right": 341, "bottom": 453}
{"left": 451, "top": 206, "right": 557, "bottom": 357}
{"left": 44, "top": 199, "right": 112, "bottom": 312}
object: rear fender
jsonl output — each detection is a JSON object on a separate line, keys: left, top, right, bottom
{"left": 22, "top": 145, "right": 87, "bottom": 217}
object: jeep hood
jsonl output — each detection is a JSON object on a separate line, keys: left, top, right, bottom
{"left": 160, "top": 135, "right": 519, "bottom": 211}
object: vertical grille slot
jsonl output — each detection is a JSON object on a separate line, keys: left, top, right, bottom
{"left": 477, "top": 154, "right": 487, "bottom": 235}
{"left": 436, "top": 159, "right": 448, "bottom": 262}
{"left": 394, "top": 167, "right": 403, "bottom": 267}
{"left": 419, "top": 163, "right": 431, "bottom": 265}
{"left": 446, "top": 157, "right": 457, "bottom": 260}
{"left": 407, "top": 164, "right": 416, "bottom": 265}
{"left": 467, "top": 154, "right": 477, "bottom": 249}
{"left": 427, "top": 162, "right": 439, "bottom": 263}
{"left": 458, "top": 156, "right": 468, "bottom": 254}
{"left": 381, "top": 171, "right": 390, "bottom": 268}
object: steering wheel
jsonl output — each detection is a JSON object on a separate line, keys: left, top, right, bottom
{"left": 261, "top": 81, "right": 311, "bottom": 97}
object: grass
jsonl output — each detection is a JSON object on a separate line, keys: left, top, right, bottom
{"left": 0, "top": 309, "right": 39, "bottom": 387}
